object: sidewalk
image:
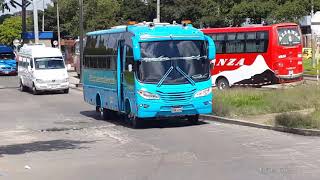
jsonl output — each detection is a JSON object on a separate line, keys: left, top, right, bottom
{"left": 68, "top": 71, "right": 82, "bottom": 91}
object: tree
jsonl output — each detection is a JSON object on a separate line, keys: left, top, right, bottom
{"left": 0, "top": 16, "right": 22, "bottom": 45}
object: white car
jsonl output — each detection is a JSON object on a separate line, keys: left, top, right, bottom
{"left": 17, "top": 44, "right": 69, "bottom": 94}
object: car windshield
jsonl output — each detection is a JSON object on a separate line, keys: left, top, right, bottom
{"left": 278, "top": 27, "right": 301, "bottom": 46}
{"left": 0, "top": 53, "right": 15, "bottom": 60}
{"left": 138, "top": 40, "right": 210, "bottom": 85}
{"left": 35, "top": 57, "right": 65, "bottom": 70}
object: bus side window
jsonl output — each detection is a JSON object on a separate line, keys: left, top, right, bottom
{"left": 214, "top": 33, "right": 226, "bottom": 54}
{"left": 124, "top": 45, "right": 134, "bottom": 85}
{"left": 246, "top": 32, "right": 257, "bottom": 53}
{"left": 125, "top": 46, "right": 134, "bottom": 71}
{"left": 256, "top": 31, "right": 269, "bottom": 52}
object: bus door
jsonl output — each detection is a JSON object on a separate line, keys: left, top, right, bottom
{"left": 117, "top": 40, "right": 125, "bottom": 112}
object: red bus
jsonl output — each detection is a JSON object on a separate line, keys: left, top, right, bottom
{"left": 201, "top": 23, "right": 303, "bottom": 89}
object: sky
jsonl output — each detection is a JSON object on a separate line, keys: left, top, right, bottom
{"left": 0, "top": 0, "right": 53, "bottom": 16}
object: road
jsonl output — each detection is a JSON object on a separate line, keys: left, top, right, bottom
{"left": 1, "top": 76, "right": 320, "bottom": 180}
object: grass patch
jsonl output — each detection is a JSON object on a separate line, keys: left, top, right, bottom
{"left": 212, "top": 85, "right": 320, "bottom": 117}
{"left": 275, "top": 111, "right": 320, "bottom": 129}
{"left": 303, "top": 58, "right": 320, "bottom": 75}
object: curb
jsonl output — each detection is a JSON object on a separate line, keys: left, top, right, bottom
{"left": 201, "top": 115, "right": 320, "bottom": 136}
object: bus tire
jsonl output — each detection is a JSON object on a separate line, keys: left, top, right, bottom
{"left": 19, "top": 80, "right": 27, "bottom": 92}
{"left": 187, "top": 114, "right": 199, "bottom": 125}
{"left": 217, "top": 78, "right": 230, "bottom": 90}
{"left": 101, "top": 108, "right": 109, "bottom": 120}
{"left": 132, "top": 116, "right": 142, "bottom": 129}
{"left": 32, "top": 83, "right": 39, "bottom": 95}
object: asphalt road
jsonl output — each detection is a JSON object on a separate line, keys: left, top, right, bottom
{"left": 1, "top": 76, "right": 320, "bottom": 180}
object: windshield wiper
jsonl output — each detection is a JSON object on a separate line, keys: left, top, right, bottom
{"left": 180, "top": 55, "right": 207, "bottom": 60}
{"left": 157, "top": 66, "right": 174, "bottom": 87}
{"left": 176, "top": 66, "right": 195, "bottom": 86}
{"left": 142, "top": 56, "right": 170, "bottom": 62}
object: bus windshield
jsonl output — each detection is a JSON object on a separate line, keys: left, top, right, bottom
{"left": 138, "top": 40, "right": 210, "bottom": 84}
{"left": 277, "top": 27, "right": 301, "bottom": 46}
{"left": 35, "top": 57, "right": 65, "bottom": 70}
{"left": 0, "top": 53, "right": 15, "bottom": 60}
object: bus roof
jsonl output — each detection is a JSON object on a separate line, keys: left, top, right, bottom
{"left": 0, "top": 44, "right": 13, "bottom": 53}
{"left": 87, "top": 23, "right": 205, "bottom": 41}
{"left": 18, "top": 45, "right": 62, "bottom": 58}
{"left": 201, "top": 23, "right": 299, "bottom": 34}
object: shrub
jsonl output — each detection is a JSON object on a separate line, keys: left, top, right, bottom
{"left": 275, "top": 112, "right": 319, "bottom": 129}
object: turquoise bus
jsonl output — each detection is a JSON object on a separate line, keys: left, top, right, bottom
{"left": 0, "top": 44, "right": 17, "bottom": 75}
{"left": 83, "top": 22, "right": 215, "bottom": 128}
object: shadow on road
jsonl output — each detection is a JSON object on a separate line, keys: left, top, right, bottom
{"left": 80, "top": 110, "right": 208, "bottom": 129}
{"left": 0, "top": 139, "right": 95, "bottom": 156}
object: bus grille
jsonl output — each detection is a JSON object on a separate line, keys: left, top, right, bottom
{"left": 156, "top": 89, "right": 196, "bottom": 103}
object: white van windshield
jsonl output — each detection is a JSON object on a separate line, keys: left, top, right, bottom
{"left": 35, "top": 57, "right": 65, "bottom": 70}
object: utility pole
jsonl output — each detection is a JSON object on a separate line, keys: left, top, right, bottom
{"left": 311, "top": 0, "right": 316, "bottom": 68}
{"left": 56, "top": 0, "right": 61, "bottom": 49}
{"left": 11, "top": 0, "right": 31, "bottom": 41}
{"left": 33, "top": 0, "right": 39, "bottom": 43}
{"left": 156, "top": 0, "right": 160, "bottom": 23}
{"left": 79, "top": 0, "right": 84, "bottom": 82}
{"left": 42, "top": 0, "right": 45, "bottom": 31}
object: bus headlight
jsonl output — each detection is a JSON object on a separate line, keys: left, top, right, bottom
{"left": 138, "top": 90, "right": 160, "bottom": 100}
{"left": 194, "top": 87, "right": 212, "bottom": 98}
{"left": 64, "top": 78, "right": 69, "bottom": 82}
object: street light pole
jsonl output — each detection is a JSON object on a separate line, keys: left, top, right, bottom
{"left": 33, "top": 0, "right": 39, "bottom": 43}
{"left": 156, "top": 0, "right": 160, "bottom": 23}
{"left": 79, "top": 0, "right": 84, "bottom": 83}
{"left": 56, "top": 0, "right": 61, "bottom": 49}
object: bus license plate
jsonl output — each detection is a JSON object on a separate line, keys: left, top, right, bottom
{"left": 289, "top": 70, "right": 293, "bottom": 76}
{"left": 171, "top": 106, "right": 182, "bottom": 113}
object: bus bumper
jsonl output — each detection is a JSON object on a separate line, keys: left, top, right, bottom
{"left": 136, "top": 97, "right": 213, "bottom": 118}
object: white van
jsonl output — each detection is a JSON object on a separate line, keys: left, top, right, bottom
{"left": 18, "top": 44, "right": 69, "bottom": 94}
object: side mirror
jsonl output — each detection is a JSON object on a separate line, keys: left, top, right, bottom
{"left": 128, "top": 64, "right": 133, "bottom": 72}
{"left": 205, "top": 35, "right": 216, "bottom": 60}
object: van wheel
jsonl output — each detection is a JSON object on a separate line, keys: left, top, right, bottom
{"left": 19, "top": 80, "right": 27, "bottom": 92}
{"left": 32, "top": 84, "right": 39, "bottom": 95}
{"left": 217, "top": 78, "right": 230, "bottom": 90}
{"left": 187, "top": 115, "right": 199, "bottom": 125}
{"left": 63, "top": 88, "right": 69, "bottom": 94}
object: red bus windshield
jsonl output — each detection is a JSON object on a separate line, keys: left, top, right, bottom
{"left": 277, "top": 27, "right": 301, "bottom": 46}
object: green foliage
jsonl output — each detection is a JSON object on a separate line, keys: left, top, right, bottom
{"left": 275, "top": 111, "right": 320, "bottom": 129}
{"left": 0, "top": 16, "right": 21, "bottom": 45}
{"left": 1, "top": 0, "right": 320, "bottom": 37}
{"left": 213, "top": 85, "right": 320, "bottom": 117}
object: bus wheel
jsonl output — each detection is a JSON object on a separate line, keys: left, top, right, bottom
{"left": 187, "top": 115, "right": 199, "bottom": 125}
{"left": 217, "top": 78, "right": 230, "bottom": 90}
{"left": 100, "top": 108, "right": 109, "bottom": 120}
{"left": 132, "top": 116, "right": 142, "bottom": 129}
{"left": 32, "top": 84, "right": 39, "bottom": 95}
{"left": 19, "top": 80, "right": 27, "bottom": 92}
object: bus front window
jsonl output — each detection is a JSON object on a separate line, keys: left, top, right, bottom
{"left": 0, "top": 53, "right": 15, "bottom": 60}
{"left": 35, "top": 58, "right": 65, "bottom": 70}
{"left": 278, "top": 27, "right": 301, "bottom": 46}
{"left": 138, "top": 40, "right": 210, "bottom": 85}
